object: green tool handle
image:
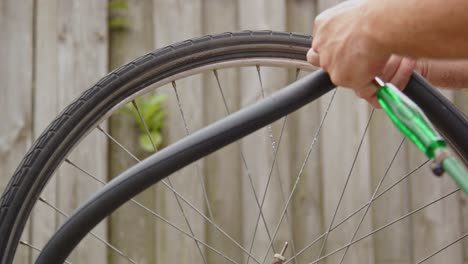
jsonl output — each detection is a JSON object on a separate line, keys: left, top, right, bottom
{"left": 374, "top": 77, "right": 468, "bottom": 193}
{"left": 443, "top": 156, "right": 468, "bottom": 193}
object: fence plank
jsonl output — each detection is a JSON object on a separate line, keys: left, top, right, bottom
{"left": 408, "top": 148, "right": 464, "bottom": 264}
{"left": 317, "top": 0, "right": 343, "bottom": 12}
{"left": 32, "top": 1, "right": 109, "bottom": 263}
{"left": 57, "top": 1, "right": 109, "bottom": 261}
{"left": 286, "top": 1, "right": 325, "bottom": 263}
{"left": 152, "top": 0, "right": 206, "bottom": 263}
{"left": 31, "top": 1, "right": 59, "bottom": 262}
{"left": 454, "top": 91, "right": 468, "bottom": 263}
{"left": 410, "top": 91, "right": 464, "bottom": 264}
{"left": 369, "top": 112, "right": 411, "bottom": 264}
{"left": 0, "top": 1, "right": 33, "bottom": 263}
{"left": 238, "top": 0, "right": 292, "bottom": 262}
{"left": 108, "top": 0, "right": 156, "bottom": 263}
{"left": 201, "top": 0, "right": 244, "bottom": 262}
{"left": 319, "top": 89, "right": 375, "bottom": 264}
{"left": 313, "top": 0, "right": 375, "bottom": 263}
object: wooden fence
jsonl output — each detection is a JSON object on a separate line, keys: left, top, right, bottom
{"left": 0, "top": 0, "right": 467, "bottom": 263}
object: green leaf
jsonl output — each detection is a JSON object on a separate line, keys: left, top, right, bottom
{"left": 109, "top": 18, "right": 130, "bottom": 30}
{"left": 138, "top": 132, "right": 163, "bottom": 152}
{"left": 109, "top": 0, "right": 128, "bottom": 10}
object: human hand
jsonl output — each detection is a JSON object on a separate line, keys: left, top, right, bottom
{"left": 307, "top": 0, "right": 400, "bottom": 107}
{"left": 357, "top": 55, "right": 417, "bottom": 108}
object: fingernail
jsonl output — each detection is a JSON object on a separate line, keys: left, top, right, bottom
{"left": 307, "top": 48, "right": 315, "bottom": 61}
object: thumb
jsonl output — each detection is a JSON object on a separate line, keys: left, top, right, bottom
{"left": 307, "top": 48, "right": 320, "bottom": 67}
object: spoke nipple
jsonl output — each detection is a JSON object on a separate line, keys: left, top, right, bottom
{"left": 271, "top": 242, "right": 288, "bottom": 264}
{"left": 431, "top": 149, "right": 450, "bottom": 177}
{"left": 431, "top": 162, "right": 445, "bottom": 177}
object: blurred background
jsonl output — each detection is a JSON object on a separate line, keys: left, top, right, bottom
{"left": 1, "top": 0, "right": 467, "bottom": 263}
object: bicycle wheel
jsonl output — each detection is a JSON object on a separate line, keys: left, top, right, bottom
{"left": 1, "top": 31, "right": 467, "bottom": 264}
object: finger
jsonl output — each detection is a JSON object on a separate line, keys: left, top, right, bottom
{"left": 368, "top": 95, "right": 381, "bottom": 109}
{"left": 390, "top": 57, "right": 416, "bottom": 90}
{"left": 354, "top": 83, "right": 377, "bottom": 99}
{"left": 307, "top": 48, "right": 320, "bottom": 67}
{"left": 380, "top": 55, "right": 402, "bottom": 82}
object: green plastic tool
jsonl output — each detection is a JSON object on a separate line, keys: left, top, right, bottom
{"left": 374, "top": 77, "right": 468, "bottom": 193}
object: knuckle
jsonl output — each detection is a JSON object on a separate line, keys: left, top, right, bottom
{"left": 321, "top": 62, "right": 329, "bottom": 72}
{"left": 354, "top": 89, "right": 364, "bottom": 98}
{"left": 330, "top": 72, "right": 348, "bottom": 86}
{"left": 330, "top": 74, "right": 342, "bottom": 86}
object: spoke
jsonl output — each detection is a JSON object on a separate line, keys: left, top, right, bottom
{"left": 316, "top": 109, "right": 375, "bottom": 261}
{"left": 20, "top": 241, "right": 72, "bottom": 264}
{"left": 157, "top": 171, "right": 262, "bottom": 263}
{"left": 252, "top": 65, "right": 298, "bottom": 262}
{"left": 260, "top": 89, "right": 338, "bottom": 264}
{"left": 131, "top": 100, "right": 158, "bottom": 152}
{"left": 65, "top": 158, "right": 107, "bottom": 185}
{"left": 96, "top": 128, "right": 254, "bottom": 261}
{"left": 337, "top": 138, "right": 405, "bottom": 264}
{"left": 97, "top": 125, "right": 139, "bottom": 161}
{"left": 331, "top": 159, "right": 428, "bottom": 231}
{"left": 284, "top": 159, "right": 429, "bottom": 261}
{"left": 171, "top": 81, "right": 216, "bottom": 222}
{"left": 294, "top": 68, "right": 301, "bottom": 81}
{"left": 269, "top": 116, "right": 299, "bottom": 263}
{"left": 245, "top": 65, "right": 278, "bottom": 258}
{"left": 285, "top": 68, "right": 302, "bottom": 264}
{"left": 132, "top": 98, "right": 208, "bottom": 264}
{"left": 302, "top": 188, "right": 461, "bottom": 264}
{"left": 125, "top": 197, "right": 240, "bottom": 264}
{"left": 214, "top": 69, "right": 277, "bottom": 262}
{"left": 126, "top": 195, "right": 240, "bottom": 264}
{"left": 38, "top": 197, "right": 137, "bottom": 264}
{"left": 101, "top": 120, "right": 197, "bottom": 225}
{"left": 416, "top": 232, "right": 468, "bottom": 264}
{"left": 246, "top": 115, "right": 286, "bottom": 263}
{"left": 172, "top": 80, "right": 228, "bottom": 261}
{"left": 262, "top": 68, "right": 303, "bottom": 264}
{"left": 65, "top": 159, "right": 255, "bottom": 264}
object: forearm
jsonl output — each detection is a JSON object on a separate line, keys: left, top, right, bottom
{"left": 418, "top": 60, "right": 468, "bottom": 88}
{"left": 362, "top": 0, "right": 468, "bottom": 59}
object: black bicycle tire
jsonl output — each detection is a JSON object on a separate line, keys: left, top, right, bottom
{"left": 405, "top": 72, "right": 468, "bottom": 163}
{"left": 35, "top": 73, "right": 468, "bottom": 264}
{"left": 0, "top": 30, "right": 466, "bottom": 264}
{"left": 35, "top": 69, "right": 336, "bottom": 263}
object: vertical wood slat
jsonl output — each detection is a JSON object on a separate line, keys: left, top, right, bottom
{"left": 408, "top": 149, "right": 464, "bottom": 264}
{"left": 237, "top": 0, "right": 291, "bottom": 262}
{"left": 56, "top": 1, "right": 109, "bottom": 262}
{"left": 369, "top": 112, "right": 412, "bottom": 264}
{"left": 315, "top": 1, "right": 374, "bottom": 264}
{"left": 108, "top": 0, "right": 156, "bottom": 263}
{"left": 33, "top": 1, "right": 109, "bottom": 263}
{"left": 31, "top": 1, "right": 59, "bottom": 262}
{"left": 202, "top": 0, "right": 243, "bottom": 262}
{"left": 0, "top": 1, "right": 34, "bottom": 263}
{"left": 454, "top": 92, "right": 468, "bottom": 263}
{"left": 152, "top": 0, "right": 206, "bottom": 263}
{"left": 409, "top": 91, "right": 464, "bottom": 264}
{"left": 319, "top": 90, "right": 375, "bottom": 264}
{"left": 286, "top": 1, "right": 324, "bottom": 263}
